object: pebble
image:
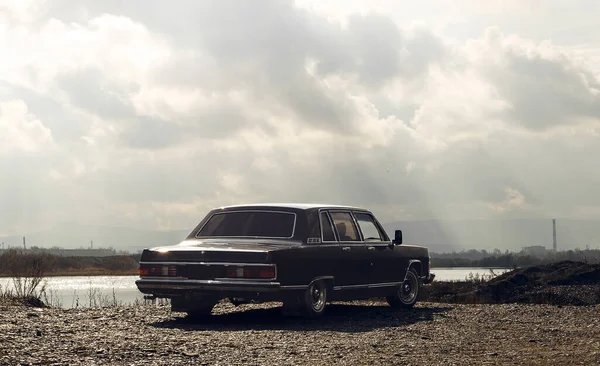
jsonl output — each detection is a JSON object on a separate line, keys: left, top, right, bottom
{"left": 0, "top": 299, "right": 598, "bottom": 365}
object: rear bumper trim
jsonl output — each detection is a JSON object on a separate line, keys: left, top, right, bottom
{"left": 136, "top": 278, "right": 281, "bottom": 293}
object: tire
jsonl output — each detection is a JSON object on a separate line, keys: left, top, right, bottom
{"left": 178, "top": 297, "right": 217, "bottom": 320}
{"left": 185, "top": 303, "right": 215, "bottom": 319}
{"left": 283, "top": 280, "right": 328, "bottom": 318}
{"left": 302, "top": 280, "right": 327, "bottom": 317}
{"left": 387, "top": 268, "right": 420, "bottom": 309}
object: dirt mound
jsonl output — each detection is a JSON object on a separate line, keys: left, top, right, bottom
{"left": 428, "top": 260, "right": 600, "bottom": 306}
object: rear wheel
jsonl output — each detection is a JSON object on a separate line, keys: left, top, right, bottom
{"left": 303, "top": 280, "right": 327, "bottom": 317}
{"left": 171, "top": 295, "right": 217, "bottom": 319}
{"left": 185, "top": 302, "right": 216, "bottom": 319}
{"left": 282, "top": 280, "right": 328, "bottom": 318}
{"left": 387, "top": 268, "right": 420, "bottom": 309}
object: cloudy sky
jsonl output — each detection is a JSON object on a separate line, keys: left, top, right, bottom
{"left": 1, "top": 0, "right": 599, "bottom": 235}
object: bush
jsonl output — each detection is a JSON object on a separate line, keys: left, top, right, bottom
{"left": 0, "top": 249, "right": 55, "bottom": 298}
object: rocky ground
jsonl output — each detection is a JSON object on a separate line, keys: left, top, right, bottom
{"left": 1, "top": 299, "right": 599, "bottom": 365}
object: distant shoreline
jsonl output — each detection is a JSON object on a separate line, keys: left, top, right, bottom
{"left": 0, "top": 266, "right": 507, "bottom": 278}
{"left": 0, "top": 266, "right": 504, "bottom": 279}
{"left": 0, "top": 269, "right": 139, "bottom": 278}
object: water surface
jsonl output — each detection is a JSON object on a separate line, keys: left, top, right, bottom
{"left": 0, "top": 267, "right": 510, "bottom": 308}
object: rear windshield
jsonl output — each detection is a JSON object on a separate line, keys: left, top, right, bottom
{"left": 196, "top": 211, "right": 296, "bottom": 238}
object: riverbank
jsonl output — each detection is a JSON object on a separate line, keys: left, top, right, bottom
{"left": 1, "top": 300, "right": 598, "bottom": 365}
{"left": 0, "top": 269, "right": 138, "bottom": 278}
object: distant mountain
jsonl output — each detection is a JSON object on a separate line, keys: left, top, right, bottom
{"left": 0, "top": 222, "right": 190, "bottom": 253}
{"left": 1, "top": 218, "right": 598, "bottom": 254}
{"left": 382, "top": 219, "right": 600, "bottom": 253}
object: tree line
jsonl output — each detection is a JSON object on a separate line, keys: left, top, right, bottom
{"left": 431, "top": 248, "right": 600, "bottom": 268}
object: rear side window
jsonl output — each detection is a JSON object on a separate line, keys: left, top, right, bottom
{"left": 329, "top": 212, "right": 360, "bottom": 241}
{"left": 354, "top": 213, "right": 385, "bottom": 241}
{"left": 197, "top": 211, "right": 296, "bottom": 238}
{"left": 320, "top": 212, "right": 336, "bottom": 242}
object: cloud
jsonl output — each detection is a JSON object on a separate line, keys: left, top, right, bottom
{"left": 0, "top": 0, "right": 599, "bottom": 236}
{"left": 467, "top": 29, "right": 600, "bottom": 130}
{"left": 0, "top": 99, "right": 54, "bottom": 154}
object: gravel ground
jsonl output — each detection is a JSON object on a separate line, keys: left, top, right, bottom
{"left": 1, "top": 300, "right": 599, "bottom": 365}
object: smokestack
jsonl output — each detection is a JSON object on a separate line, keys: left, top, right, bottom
{"left": 552, "top": 219, "right": 557, "bottom": 252}
{"left": 23, "top": 236, "right": 26, "bottom": 250}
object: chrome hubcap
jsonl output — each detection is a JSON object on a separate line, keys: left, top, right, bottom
{"left": 399, "top": 274, "right": 417, "bottom": 303}
{"left": 310, "top": 283, "right": 325, "bottom": 312}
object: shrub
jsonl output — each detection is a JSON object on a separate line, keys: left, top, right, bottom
{"left": 0, "top": 249, "right": 55, "bottom": 298}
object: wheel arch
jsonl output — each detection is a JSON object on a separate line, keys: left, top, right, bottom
{"left": 309, "top": 276, "right": 335, "bottom": 292}
{"left": 406, "top": 260, "right": 423, "bottom": 278}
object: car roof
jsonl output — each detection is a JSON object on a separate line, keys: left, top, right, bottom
{"left": 215, "top": 203, "right": 368, "bottom": 211}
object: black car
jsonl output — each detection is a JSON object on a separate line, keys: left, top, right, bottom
{"left": 135, "top": 203, "right": 435, "bottom": 318}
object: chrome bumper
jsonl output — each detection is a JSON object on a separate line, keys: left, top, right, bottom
{"left": 135, "top": 277, "right": 282, "bottom": 294}
{"left": 422, "top": 272, "right": 436, "bottom": 284}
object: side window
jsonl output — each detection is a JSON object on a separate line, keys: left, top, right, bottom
{"left": 329, "top": 212, "right": 360, "bottom": 242}
{"left": 320, "top": 212, "right": 336, "bottom": 242}
{"left": 354, "top": 213, "right": 384, "bottom": 241}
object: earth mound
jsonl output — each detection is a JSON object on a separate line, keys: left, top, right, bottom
{"left": 428, "top": 260, "right": 600, "bottom": 306}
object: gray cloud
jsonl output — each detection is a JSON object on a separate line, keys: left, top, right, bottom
{"left": 483, "top": 37, "right": 600, "bottom": 130}
{"left": 0, "top": 82, "right": 90, "bottom": 144}
{"left": 1, "top": 0, "right": 600, "bottom": 236}
{"left": 55, "top": 68, "right": 136, "bottom": 120}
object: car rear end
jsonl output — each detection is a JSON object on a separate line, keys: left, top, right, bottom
{"left": 136, "top": 246, "right": 282, "bottom": 299}
{"left": 134, "top": 207, "right": 303, "bottom": 312}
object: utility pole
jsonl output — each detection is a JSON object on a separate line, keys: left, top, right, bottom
{"left": 552, "top": 219, "right": 557, "bottom": 252}
{"left": 23, "top": 236, "right": 26, "bottom": 250}
{"left": 90, "top": 240, "right": 93, "bottom": 249}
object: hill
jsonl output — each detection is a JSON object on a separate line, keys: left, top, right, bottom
{"left": 382, "top": 218, "right": 600, "bottom": 253}
{"left": 0, "top": 222, "right": 189, "bottom": 253}
{"left": 1, "top": 218, "right": 598, "bottom": 254}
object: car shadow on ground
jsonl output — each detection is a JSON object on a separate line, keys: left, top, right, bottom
{"left": 149, "top": 302, "right": 454, "bottom": 333}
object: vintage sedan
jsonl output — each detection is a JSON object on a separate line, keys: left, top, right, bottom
{"left": 135, "top": 203, "right": 435, "bottom": 318}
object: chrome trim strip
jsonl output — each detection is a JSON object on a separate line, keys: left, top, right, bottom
{"left": 137, "top": 278, "right": 403, "bottom": 293}
{"left": 193, "top": 210, "right": 297, "bottom": 239}
{"left": 328, "top": 209, "right": 363, "bottom": 243}
{"left": 137, "top": 278, "right": 279, "bottom": 285}
{"left": 213, "top": 277, "right": 276, "bottom": 282}
{"left": 368, "top": 282, "right": 402, "bottom": 288}
{"left": 306, "top": 244, "right": 340, "bottom": 248}
{"left": 353, "top": 211, "right": 391, "bottom": 243}
{"left": 136, "top": 278, "right": 281, "bottom": 292}
{"left": 332, "top": 282, "right": 402, "bottom": 291}
{"left": 280, "top": 285, "right": 309, "bottom": 290}
{"left": 318, "top": 210, "right": 338, "bottom": 243}
{"left": 140, "top": 261, "right": 276, "bottom": 267}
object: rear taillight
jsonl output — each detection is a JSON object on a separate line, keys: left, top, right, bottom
{"left": 139, "top": 264, "right": 178, "bottom": 277}
{"left": 225, "top": 265, "right": 276, "bottom": 280}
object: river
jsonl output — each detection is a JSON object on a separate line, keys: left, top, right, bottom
{"left": 0, "top": 267, "right": 510, "bottom": 308}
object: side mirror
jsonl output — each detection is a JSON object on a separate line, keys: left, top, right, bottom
{"left": 393, "top": 229, "right": 403, "bottom": 245}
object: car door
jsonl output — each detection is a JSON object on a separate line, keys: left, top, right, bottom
{"left": 353, "top": 211, "right": 396, "bottom": 286}
{"left": 326, "top": 210, "right": 369, "bottom": 288}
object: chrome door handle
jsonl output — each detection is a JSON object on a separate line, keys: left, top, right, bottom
{"left": 342, "top": 247, "right": 351, "bottom": 251}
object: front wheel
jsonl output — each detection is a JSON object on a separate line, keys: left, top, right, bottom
{"left": 387, "top": 268, "right": 420, "bottom": 309}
